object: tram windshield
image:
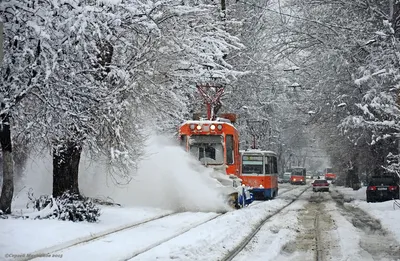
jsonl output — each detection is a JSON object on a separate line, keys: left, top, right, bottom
{"left": 325, "top": 168, "right": 333, "bottom": 173}
{"left": 292, "top": 168, "right": 306, "bottom": 176}
{"left": 242, "top": 155, "right": 264, "bottom": 175}
{"left": 189, "top": 135, "right": 224, "bottom": 165}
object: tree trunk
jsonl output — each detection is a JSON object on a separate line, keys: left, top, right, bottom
{"left": 52, "top": 142, "right": 82, "bottom": 198}
{"left": 0, "top": 108, "right": 14, "bottom": 214}
{"left": 14, "top": 144, "right": 29, "bottom": 182}
{"left": 390, "top": 0, "right": 400, "bottom": 39}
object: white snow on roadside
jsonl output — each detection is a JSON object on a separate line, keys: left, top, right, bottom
{"left": 334, "top": 186, "right": 400, "bottom": 244}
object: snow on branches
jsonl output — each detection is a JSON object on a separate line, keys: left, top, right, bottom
{"left": 0, "top": 0, "right": 247, "bottom": 200}
{"left": 0, "top": 0, "right": 244, "bottom": 172}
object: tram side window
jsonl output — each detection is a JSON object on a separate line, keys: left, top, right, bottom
{"left": 226, "top": 135, "right": 234, "bottom": 164}
{"left": 272, "top": 157, "right": 278, "bottom": 174}
{"left": 265, "top": 157, "right": 271, "bottom": 174}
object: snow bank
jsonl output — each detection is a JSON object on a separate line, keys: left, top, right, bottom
{"left": 335, "top": 186, "right": 400, "bottom": 244}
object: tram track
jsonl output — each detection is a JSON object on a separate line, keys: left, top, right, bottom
{"left": 18, "top": 186, "right": 307, "bottom": 261}
{"left": 313, "top": 200, "right": 323, "bottom": 261}
{"left": 19, "top": 199, "right": 262, "bottom": 261}
{"left": 118, "top": 213, "right": 223, "bottom": 261}
{"left": 221, "top": 185, "right": 310, "bottom": 261}
{"left": 18, "top": 190, "right": 265, "bottom": 260}
{"left": 16, "top": 212, "right": 177, "bottom": 261}
{"left": 80, "top": 191, "right": 297, "bottom": 261}
{"left": 25, "top": 211, "right": 227, "bottom": 261}
{"left": 47, "top": 198, "right": 274, "bottom": 261}
{"left": 237, "top": 185, "right": 298, "bottom": 208}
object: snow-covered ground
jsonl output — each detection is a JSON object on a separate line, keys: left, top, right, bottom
{"left": 0, "top": 206, "right": 173, "bottom": 259}
{"left": 333, "top": 185, "right": 400, "bottom": 244}
{"left": 2, "top": 184, "right": 400, "bottom": 261}
{"left": 1, "top": 134, "right": 400, "bottom": 261}
{"left": 1, "top": 185, "right": 307, "bottom": 261}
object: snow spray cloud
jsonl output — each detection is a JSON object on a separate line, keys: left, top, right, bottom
{"left": 12, "top": 153, "right": 53, "bottom": 207}
{"left": 79, "top": 135, "right": 231, "bottom": 213}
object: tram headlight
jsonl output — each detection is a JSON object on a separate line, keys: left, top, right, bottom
{"left": 217, "top": 124, "right": 222, "bottom": 130}
{"left": 196, "top": 125, "right": 202, "bottom": 130}
{"left": 210, "top": 125, "right": 216, "bottom": 130}
{"left": 259, "top": 185, "right": 264, "bottom": 188}
{"left": 190, "top": 124, "right": 195, "bottom": 130}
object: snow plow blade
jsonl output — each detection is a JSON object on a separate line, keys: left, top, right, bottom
{"left": 210, "top": 167, "right": 254, "bottom": 209}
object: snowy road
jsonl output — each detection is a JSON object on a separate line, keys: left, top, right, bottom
{"left": 232, "top": 188, "right": 400, "bottom": 261}
{"left": 3, "top": 184, "right": 400, "bottom": 261}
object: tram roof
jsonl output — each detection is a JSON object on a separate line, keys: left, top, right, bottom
{"left": 240, "top": 149, "right": 277, "bottom": 156}
{"left": 180, "top": 119, "right": 235, "bottom": 128}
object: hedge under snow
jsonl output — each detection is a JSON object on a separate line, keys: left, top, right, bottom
{"left": 26, "top": 190, "right": 100, "bottom": 222}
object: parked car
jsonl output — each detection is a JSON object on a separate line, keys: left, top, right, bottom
{"left": 282, "top": 172, "right": 291, "bottom": 183}
{"left": 312, "top": 179, "right": 330, "bottom": 192}
{"left": 366, "top": 176, "right": 399, "bottom": 203}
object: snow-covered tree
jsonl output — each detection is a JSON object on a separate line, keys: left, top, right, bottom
{"left": 0, "top": 0, "right": 57, "bottom": 213}
{"left": 268, "top": 0, "right": 400, "bottom": 179}
{"left": 0, "top": 0, "right": 248, "bottom": 208}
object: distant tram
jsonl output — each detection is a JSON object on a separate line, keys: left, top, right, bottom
{"left": 290, "top": 167, "right": 306, "bottom": 185}
{"left": 240, "top": 149, "right": 279, "bottom": 200}
{"left": 324, "top": 167, "right": 337, "bottom": 181}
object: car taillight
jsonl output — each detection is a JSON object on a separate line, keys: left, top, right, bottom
{"left": 389, "top": 186, "right": 398, "bottom": 191}
{"left": 368, "top": 186, "right": 377, "bottom": 191}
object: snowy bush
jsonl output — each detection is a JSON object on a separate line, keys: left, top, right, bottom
{"left": 27, "top": 191, "right": 100, "bottom": 222}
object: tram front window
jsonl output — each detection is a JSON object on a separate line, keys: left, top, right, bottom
{"left": 242, "top": 155, "right": 263, "bottom": 175}
{"left": 292, "top": 168, "right": 305, "bottom": 177}
{"left": 188, "top": 135, "right": 224, "bottom": 165}
{"left": 200, "top": 146, "right": 216, "bottom": 159}
{"left": 190, "top": 143, "right": 224, "bottom": 165}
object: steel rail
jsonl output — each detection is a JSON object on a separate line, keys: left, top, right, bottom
{"left": 221, "top": 186, "right": 310, "bottom": 261}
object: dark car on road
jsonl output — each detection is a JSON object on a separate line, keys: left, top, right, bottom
{"left": 366, "top": 176, "right": 399, "bottom": 203}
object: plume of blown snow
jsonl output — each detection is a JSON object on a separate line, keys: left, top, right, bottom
{"left": 12, "top": 152, "right": 53, "bottom": 207}
{"left": 12, "top": 135, "right": 232, "bottom": 213}
{"left": 79, "top": 135, "right": 231, "bottom": 213}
